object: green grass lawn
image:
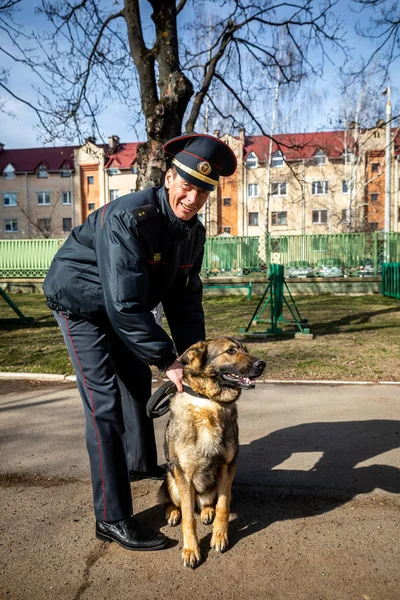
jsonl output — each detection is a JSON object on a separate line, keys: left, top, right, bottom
{"left": 1, "top": 292, "right": 399, "bottom": 381}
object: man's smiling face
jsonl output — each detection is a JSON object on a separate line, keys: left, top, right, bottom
{"left": 165, "top": 168, "right": 211, "bottom": 221}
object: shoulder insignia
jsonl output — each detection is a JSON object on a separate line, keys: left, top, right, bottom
{"left": 131, "top": 204, "right": 158, "bottom": 222}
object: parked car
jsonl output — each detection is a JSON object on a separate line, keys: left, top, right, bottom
{"left": 350, "top": 259, "right": 381, "bottom": 277}
{"left": 315, "top": 258, "right": 344, "bottom": 278}
{"left": 286, "top": 261, "right": 315, "bottom": 278}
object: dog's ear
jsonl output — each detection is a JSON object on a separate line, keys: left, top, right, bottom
{"left": 180, "top": 341, "right": 208, "bottom": 373}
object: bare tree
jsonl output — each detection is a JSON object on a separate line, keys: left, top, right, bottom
{"left": 1, "top": 0, "right": 347, "bottom": 188}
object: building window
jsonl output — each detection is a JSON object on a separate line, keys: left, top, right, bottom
{"left": 37, "top": 192, "right": 51, "bottom": 205}
{"left": 108, "top": 168, "right": 119, "bottom": 176}
{"left": 88, "top": 202, "right": 95, "bottom": 211}
{"left": 60, "top": 169, "right": 71, "bottom": 177}
{"left": 312, "top": 181, "right": 328, "bottom": 195}
{"left": 248, "top": 183, "right": 259, "bottom": 197}
{"left": 3, "top": 192, "right": 17, "bottom": 206}
{"left": 371, "top": 193, "right": 379, "bottom": 203}
{"left": 62, "top": 218, "right": 72, "bottom": 232}
{"left": 4, "top": 219, "right": 18, "bottom": 232}
{"left": 271, "top": 150, "right": 284, "bottom": 168}
{"left": 62, "top": 191, "right": 71, "bottom": 205}
{"left": 271, "top": 182, "right": 287, "bottom": 196}
{"left": 87, "top": 176, "right": 94, "bottom": 185}
{"left": 223, "top": 197, "right": 231, "bottom": 206}
{"left": 110, "top": 189, "right": 119, "bottom": 201}
{"left": 223, "top": 227, "right": 231, "bottom": 234}
{"left": 131, "top": 165, "right": 138, "bottom": 174}
{"left": 271, "top": 211, "right": 287, "bottom": 225}
{"left": 370, "top": 222, "right": 378, "bottom": 231}
{"left": 312, "top": 209, "right": 328, "bottom": 224}
{"left": 342, "top": 180, "right": 348, "bottom": 194}
{"left": 249, "top": 212, "right": 259, "bottom": 226}
{"left": 314, "top": 149, "right": 327, "bottom": 165}
{"left": 371, "top": 163, "right": 379, "bottom": 173}
{"left": 37, "top": 164, "right": 48, "bottom": 178}
{"left": 3, "top": 164, "right": 15, "bottom": 179}
{"left": 246, "top": 152, "right": 258, "bottom": 169}
{"left": 271, "top": 237, "right": 288, "bottom": 252}
{"left": 341, "top": 209, "right": 350, "bottom": 223}
{"left": 343, "top": 148, "right": 354, "bottom": 165}
{"left": 37, "top": 217, "right": 51, "bottom": 234}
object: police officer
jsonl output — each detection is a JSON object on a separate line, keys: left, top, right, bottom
{"left": 43, "top": 133, "right": 237, "bottom": 551}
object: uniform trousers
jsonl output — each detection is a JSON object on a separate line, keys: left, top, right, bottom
{"left": 54, "top": 311, "right": 158, "bottom": 522}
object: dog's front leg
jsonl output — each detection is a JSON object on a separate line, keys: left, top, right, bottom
{"left": 211, "top": 462, "right": 235, "bottom": 553}
{"left": 174, "top": 467, "right": 201, "bottom": 568}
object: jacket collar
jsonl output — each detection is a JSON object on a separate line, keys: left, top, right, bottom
{"left": 156, "top": 186, "right": 198, "bottom": 239}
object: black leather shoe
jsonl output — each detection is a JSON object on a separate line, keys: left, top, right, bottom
{"left": 96, "top": 516, "right": 167, "bottom": 551}
{"left": 129, "top": 464, "right": 167, "bottom": 482}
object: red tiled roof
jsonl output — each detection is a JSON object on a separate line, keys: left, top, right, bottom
{"left": 104, "top": 142, "right": 139, "bottom": 169}
{"left": 0, "top": 146, "right": 78, "bottom": 174}
{"left": 245, "top": 131, "right": 357, "bottom": 161}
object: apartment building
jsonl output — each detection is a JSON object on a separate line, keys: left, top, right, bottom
{"left": 1, "top": 127, "right": 399, "bottom": 239}
{"left": 212, "top": 126, "right": 400, "bottom": 237}
{"left": 0, "top": 136, "right": 139, "bottom": 239}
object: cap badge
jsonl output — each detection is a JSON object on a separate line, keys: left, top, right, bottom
{"left": 197, "top": 161, "right": 212, "bottom": 176}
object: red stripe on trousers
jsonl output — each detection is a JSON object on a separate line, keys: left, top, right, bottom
{"left": 59, "top": 312, "right": 107, "bottom": 521}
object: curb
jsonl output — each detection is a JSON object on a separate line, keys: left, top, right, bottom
{"left": 0, "top": 372, "right": 399, "bottom": 385}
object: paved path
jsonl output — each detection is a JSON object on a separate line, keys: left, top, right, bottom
{"left": 0, "top": 380, "right": 399, "bottom": 600}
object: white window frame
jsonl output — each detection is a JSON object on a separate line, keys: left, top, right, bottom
{"left": 3, "top": 163, "right": 15, "bottom": 179}
{"left": 109, "top": 189, "right": 119, "bottom": 201}
{"left": 3, "top": 192, "right": 17, "bottom": 206}
{"left": 312, "top": 209, "right": 328, "bottom": 224}
{"left": 62, "top": 191, "right": 71, "bottom": 205}
{"left": 37, "top": 191, "right": 51, "bottom": 205}
{"left": 271, "top": 211, "right": 288, "bottom": 226}
{"left": 342, "top": 180, "right": 348, "bottom": 195}
{"left": 343, "top": 148, "right": 354, "bottom": 165}
{"left": 271, "top": 150, "right": 284, "bottom": 168}
{"left": 131, "top": 165, "right": 138, "bottom": 174}
{"left": 248, "top": 183, "right": 259, "bottom": 198}
{"left": 37, "top": 165, "right": 48, "bottom": 178}
{"left": 4, "top": 219, "right": 18, "bottom": 232}
{"left": 246, "top": 152, "right": 258, "bottom": 169}
{"left": 312, "top": 180, "right": 329, "bottom": 195}
{"left": 108, "top": 168, "right": 120, "bottom": 176}
{"left": 314, "top": 149, "right": 327, "bottom": 165}
{"left": 271, "top": 182, "right": 287, "bottom": 196}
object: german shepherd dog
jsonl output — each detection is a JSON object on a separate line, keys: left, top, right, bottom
{"left": 160, "top": 337, "right": 266, "bottom": 568}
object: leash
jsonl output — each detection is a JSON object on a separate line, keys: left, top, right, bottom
{"left": 146, "top": 381, "right": 208, "bottom": 419}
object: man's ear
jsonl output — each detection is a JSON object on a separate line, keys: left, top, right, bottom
{"left": 180, "top": 340, "right": 208, "bottom": 374}
{"left": 165, "top": 168, "right": 173, "bottom": 190}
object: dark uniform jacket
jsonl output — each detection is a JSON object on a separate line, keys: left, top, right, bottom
{"left": 43, "top": 186, "right": 206, "bottom": 370}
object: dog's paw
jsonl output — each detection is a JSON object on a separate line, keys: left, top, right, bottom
{"left": 200, "top": 506, "right": 215, "bottom": 525}
{"left": 211, "top": 529, "right": 229, "bottom": 553}
{"left": 165, "top": 506, "right": 181, "bottom": 527}
{"left": 182, "top": 546, "right": 202, "bottom": 569}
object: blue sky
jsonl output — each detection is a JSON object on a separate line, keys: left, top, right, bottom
{"left": 0, "top": 0, "right": 398, "bottom": 149}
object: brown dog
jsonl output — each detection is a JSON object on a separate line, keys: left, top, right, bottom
{"left": 160, "top": 337, "right": 266, "bottom": 567}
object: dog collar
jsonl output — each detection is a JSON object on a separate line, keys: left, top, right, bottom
{"left": 146, "top": 382, "right": 208, "bottom": 419}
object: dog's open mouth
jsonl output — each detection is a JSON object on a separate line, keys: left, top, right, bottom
{"left": 221, "top": 373, "right": 256, "bottom": 389}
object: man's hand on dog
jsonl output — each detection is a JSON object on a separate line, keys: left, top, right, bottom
{"left": 165, "top": 359, "right": 184, "bottom": 392}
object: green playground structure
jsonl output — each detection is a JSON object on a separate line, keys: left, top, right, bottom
{"left": 240, "top": 264, "right": 311, "bottom": 337}
{"left": 0, "top": 287, "right": 34, "bottom": 324}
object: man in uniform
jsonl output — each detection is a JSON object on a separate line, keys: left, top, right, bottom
{"left": 43, "top": 133, "right": 237, "bottom": 551}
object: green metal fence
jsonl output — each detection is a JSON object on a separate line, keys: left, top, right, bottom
{"left": 382, "top": 263, "right": 400, "bottom": 298}
{"left": 1, "top": 233, "right": 400, "bottom": 278}
{"left": 0, "top": 239, "right": 65, "bottom": 278}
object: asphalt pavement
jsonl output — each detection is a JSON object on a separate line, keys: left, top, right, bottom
{"left": 0, "top": 379, "right": 399, "bottom": 600}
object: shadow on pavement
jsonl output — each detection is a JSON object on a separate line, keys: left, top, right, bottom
{"left": 136, "top": 419, "right": 400, "bottom": 555}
